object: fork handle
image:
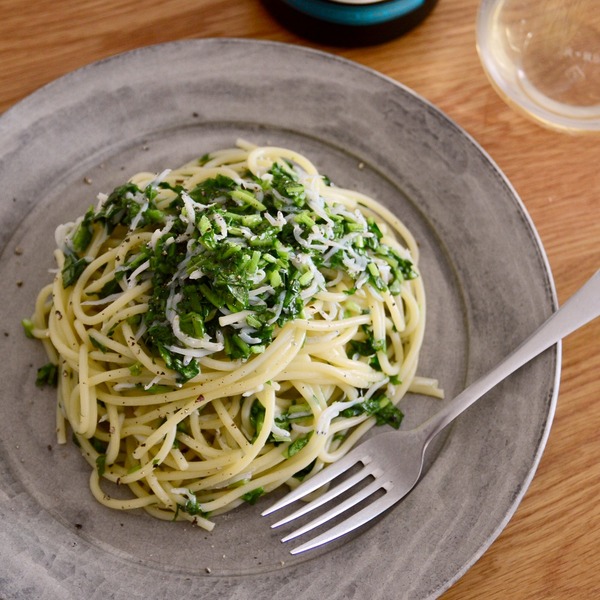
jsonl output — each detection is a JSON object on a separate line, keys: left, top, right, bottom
{"left": 419, "top": 269, "right": 600, "bottom": 445}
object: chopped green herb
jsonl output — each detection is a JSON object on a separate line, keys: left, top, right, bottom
{"left": 293, "top": 459, "right": 316, "bottom": 481}
{"left": 241, "top": 487, "right": 265, "bottom": 505}
{"left": 94, "top": 277, "right": 122, "bottom": 299}
{"left": 96, "top": 454, "right": 107, "bottom": 477}
{"left": 340, "top": 393, "right": 404, "bottom": 429}
{"left": 90, "top": 437, "right": 108, "bottom": 453}
{"left": 89, "top": 334, "right": 107, "bottom": 353}
{"left": 142, "top": 383, "right": 175, "bottom": 394}
{"left": 389, "top": 374, "right": 402, "bottom": 386}
{"left": 61, "top": 253, "right": 89, "bottom": 287}
{"left": 128, "top": 362, "right": 143, "bottom": 376}
{"left": 182, "top": 497, "right": 208, "bottom": 517}
{"left": 35, "top": 362, "right": 58, "bottom": 387}
{"left": 285, "top": 432, "right": 313, "bottom": 458}
{"left": 250, "top": 400, "right": 265, "bottom": 441}
{"left": 22, "top": 318, "right": 35, "bottom": 338}
{"left": 71, "top": 207, "right": 95, "bottom": 254}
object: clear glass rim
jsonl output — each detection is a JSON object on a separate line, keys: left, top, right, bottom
{"left": 475, "top": 0, "right": 600, "bottom": 133}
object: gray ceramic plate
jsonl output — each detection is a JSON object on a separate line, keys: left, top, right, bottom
{"left": 0, "top": 39, "right": 559, "bottom": 599}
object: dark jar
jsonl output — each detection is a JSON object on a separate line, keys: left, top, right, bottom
{"left": 261, "top": 0, "right": 439, "bottom": 47}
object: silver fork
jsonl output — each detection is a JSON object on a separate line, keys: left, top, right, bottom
{"left": 262, "top": 269, "right": 600, "bottom": 554}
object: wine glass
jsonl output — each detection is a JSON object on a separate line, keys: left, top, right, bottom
{"left": 477, "top": 0, "right": 600, "bottom": 132}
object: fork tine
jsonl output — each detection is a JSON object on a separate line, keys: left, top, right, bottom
{"left": 280, "top": 476, "right": 388, "bottom": 543}
{"left": 270, "top": 463, "right": 378, "bottom": 528}
{"left": 287, "top": 487, "right": 400, "bottom": 554}
{"left": 261, "top": 445, "right": 373, "bottom": 517}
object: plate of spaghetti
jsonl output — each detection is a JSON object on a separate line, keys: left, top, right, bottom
{"left": 0, "top": 39, "right": 558, "bottom": 600}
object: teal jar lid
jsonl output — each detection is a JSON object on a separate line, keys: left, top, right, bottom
{"left": 262, "top": 0, "right": 438, "bottom": 45}
{"left": 284, "top": 0, "right": 428, "bottom": 26}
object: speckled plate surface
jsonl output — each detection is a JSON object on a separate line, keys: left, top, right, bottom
{"left": 0, "top": 39, "right": 559, "bottom": 599}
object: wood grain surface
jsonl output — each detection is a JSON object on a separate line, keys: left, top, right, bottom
{"left": 1, "top": 1, "right": 599, "bottom": 598}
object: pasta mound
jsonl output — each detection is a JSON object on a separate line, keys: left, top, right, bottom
{"left": 25, "top": 140, "right": 441, "bottom": 531}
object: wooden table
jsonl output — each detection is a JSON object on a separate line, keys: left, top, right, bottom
{"left": 2, "top": 1, "right": 598, "bottom": 597}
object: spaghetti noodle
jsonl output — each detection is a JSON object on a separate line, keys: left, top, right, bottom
{"left": 25, "top": 140, "right": 442, "bottom": 531}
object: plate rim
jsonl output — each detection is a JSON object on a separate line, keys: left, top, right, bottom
{"left": 0, "top": 38, "right": 560, "bottom": 600}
